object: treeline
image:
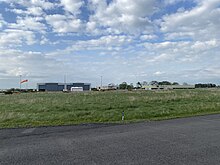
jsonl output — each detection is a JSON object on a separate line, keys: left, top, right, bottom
{"left": 1, "top": 88, "right": 36, "bottom": 95}
{"left": 118, "top": 81, "right": 219, "bottom": 90}
{"left": 195, "top": 83, "right": 217, "bottom": 88}
{"left": 118, "top": 81, "right": 182, "bottom": 90}
{"left": 119, "top": 81, "right": 181, "bottom": 89}
{"left": 119, "top": 82, "right": 133, "bottom": 90}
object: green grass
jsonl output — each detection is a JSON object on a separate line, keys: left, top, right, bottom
{"left": 1, "top": 89, "right": 220, "bottom": 128}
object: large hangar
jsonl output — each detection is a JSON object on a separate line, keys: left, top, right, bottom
{"left": 37, "top": 83, "right": 91, "bottom": 91}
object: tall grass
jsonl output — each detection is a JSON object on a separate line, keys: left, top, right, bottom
{"left": 0, "top": 89, "right": 220, "bottom": 128}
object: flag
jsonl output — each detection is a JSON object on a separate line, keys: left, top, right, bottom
{"left": 20, "top": 79, "right": 28, "bottom": 84}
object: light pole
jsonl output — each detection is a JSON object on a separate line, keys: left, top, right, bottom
{"left": 64, "top": 74, "right": 67, "bottom": 91}
{"left": 19, "top": 75, "right": 22, "bottom": 91}
{"left": 100, "top": 76, "right": 103, "bottom": 89}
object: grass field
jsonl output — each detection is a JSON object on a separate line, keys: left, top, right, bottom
{"left": 1, "top": 89, "right": 220, "bottom": 128}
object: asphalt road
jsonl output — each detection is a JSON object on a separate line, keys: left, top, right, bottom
{"left": 1, "top": 115, "right": 220, "bottom": 165}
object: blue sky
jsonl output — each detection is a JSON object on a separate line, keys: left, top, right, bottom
{"left": 0, "top": 0, "right": 220, "bottom": 89}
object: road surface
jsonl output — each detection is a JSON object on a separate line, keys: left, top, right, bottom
{"left": 1, "top": 114, "right": 220, "bottom": 164}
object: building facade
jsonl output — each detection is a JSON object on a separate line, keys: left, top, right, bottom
{"left": 37, "top": 83, "right": 91, "bottom": 91}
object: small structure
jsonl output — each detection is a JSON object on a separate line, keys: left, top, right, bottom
{"left": 97, "top": 83, "right": 117, "bottom": 91}
{"left": 143, "top": 85, "right": 159, "bottom": 90}
{"left": 71, "top": 87, "right": 83, "bottom": 92}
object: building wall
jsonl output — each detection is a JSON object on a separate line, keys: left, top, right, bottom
{"left": 45, "top": 83, "right": 59, "bottom": 91}
{"left": 37, "top": 83, "right": 91, "bottom": 91}
{"left": 83, "top": 84, "right": 90, "bottom": 91}
{"left": 58, "top": 85, "right": 65, "bottom": 91}
{"left": 38, "top": 85, "right": 46, "bottom": 91}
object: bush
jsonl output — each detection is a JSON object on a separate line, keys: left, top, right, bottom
{"left": 4, "top": 90, "right": 13, "bottom": 95}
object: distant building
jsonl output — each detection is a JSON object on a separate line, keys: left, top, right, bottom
{"left": 37, "top": 83, "right": 91, "bottom": 91}
{"left": 97, "top": 83, "right": 117, "bottom": 91}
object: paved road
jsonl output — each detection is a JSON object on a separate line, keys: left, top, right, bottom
{"left": 1, "top": 115, "right": 220, "bottom": 165}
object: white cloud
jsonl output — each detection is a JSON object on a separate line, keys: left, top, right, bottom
{"left": 149, "top": 53, "right": 174, "bottom": 63}
{"left": 164, "top": 32, "right": 195, "bottom": 40}
{"left": 179, "top": 67, "right": 220, "bottom": 82}
{"left": 140, "top": 34, "right": 157, "bottom": 40}
{"left": 88, "top": 0, "right": 157, "bottom": 35}
{"left": 191, "top": 39, "right": 218, "bottom": 50}
{"left": 86, "top": 21, "right": 100, "bottom": 35}
{"left": 142, "top": 39, "right": 220, "bottom": 64}
{"left": 0, "top": 29, "right": 36, "bottom": 47}
{"left": 0, "top": 0, "right": 56, "bottom": 10}
{"left": 60, "top": 0, "right": 84, "bottom": 15}
{"left": 0, "top": 14, "right": 7, "bottom": 29}
{"left": 28, "top": 7, "right": 44, "bottom": 16}
{"left": 0, "top": 48, "right": 68, "bottom": 87}
{"left": 46, "top": 14, "right": 82, "bottom": 33}
{"left": 161, "top": 0, "right": 220, "bottom": 40}
{"left": 9, "top": 7, "right": 44, "bottom": 16}
{"left": 60, "top": 35, "right": 133, "bottom": 53}
{"left": 46, "top": 35, "right": 134, "bottom": 58}
{"left": 154, "top": 71, "right": 165, "bottom": 76}
{"left": 8, "top": 16, "right": 46, "bottom": 32}
{"left": 29, "top": 0, "right": 55, "bottom": 10}
{"left": 163, "top": 0, "right": 188, "bottom": 5}
{"left": 40, "top": 35, "right": 49, "bottom": 45}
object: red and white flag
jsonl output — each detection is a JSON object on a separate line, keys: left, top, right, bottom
{"left": 20, "top": 79, "right": 28, "bottom": 84}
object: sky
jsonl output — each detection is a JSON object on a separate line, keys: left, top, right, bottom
{"left": 0, "top": 0, "right": 220, "bottom": 89}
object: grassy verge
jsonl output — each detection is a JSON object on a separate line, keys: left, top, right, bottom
{"left": 1, "top": 89, "right": 220, "bottom": 128}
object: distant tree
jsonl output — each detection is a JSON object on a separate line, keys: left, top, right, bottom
{"left": 150, "top": 81, "right": 158, "bottom": 86}
{"left": 172, "top": 82, "right": 179, "bottom": 85}
{"left": 4, "top": 89, "right": 13, "bottom": 95}
{"left": 142, "top": 81, "right": 148, "bottom": 86}
{"left": 183, "top": 82, "right": 188, "bottom": 85}
{"left": 119, "top": 82, "right": 128, "bottom": 89}
{"left": 129, "top": 83, "right": 134, "bottom": 89}
{"left": 91, "top": 88, "right": 98, "bottom": 91}
{"left": 158, "top": 81, "right": 172, "bottom": 85}
{"left": 10, "top": 88, "right": 15, "bottom": 92}
{"left": 127, "top": 84, "right": 133, "bottom": 91}
{"left": 136, "top": 82, "right": 142, "bottom": 88}
{"left": 195, "top": 83, "right": 216, "bottom": 88}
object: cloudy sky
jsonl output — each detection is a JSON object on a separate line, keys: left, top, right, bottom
{"left": 0, "top": 0, "right": 220, "bottom": 88}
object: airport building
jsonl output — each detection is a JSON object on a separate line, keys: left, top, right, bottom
{"left": 37, "top": 83, "right": 91, "bottom": 91}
